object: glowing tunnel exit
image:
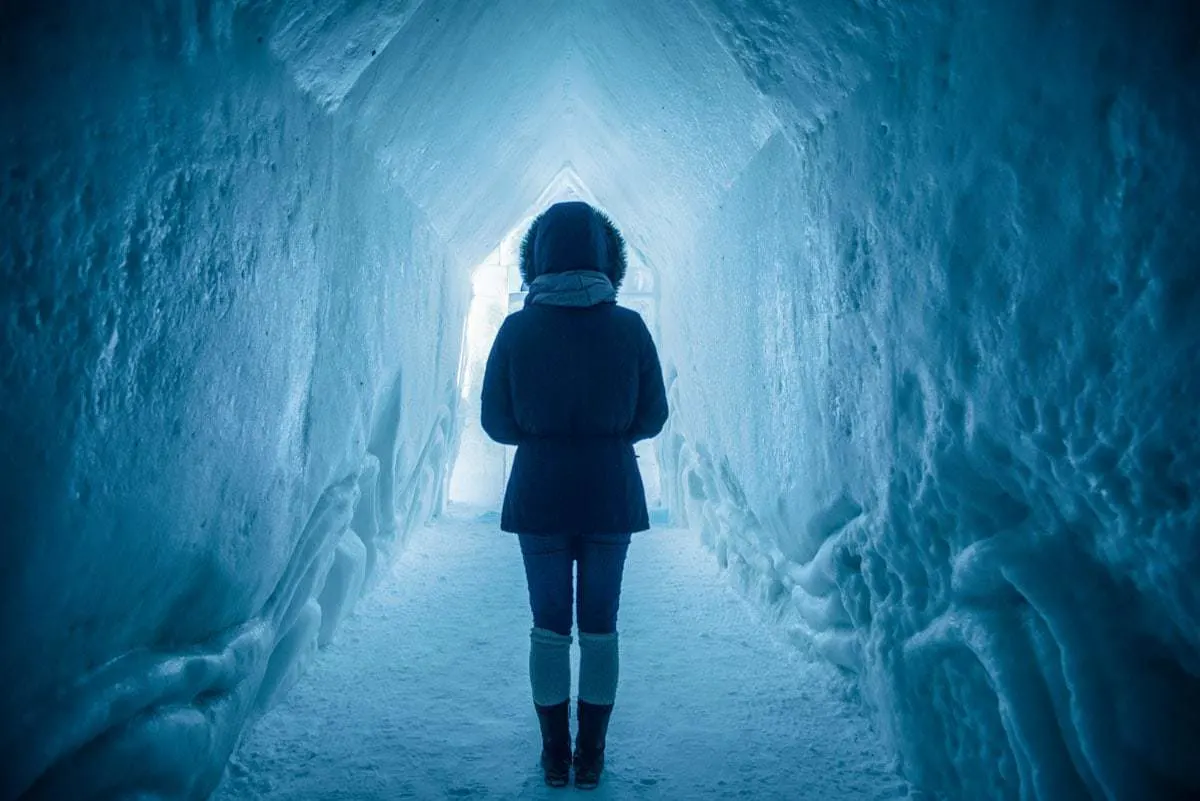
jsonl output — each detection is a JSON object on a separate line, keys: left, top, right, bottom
{"left": 446, "top": 221, "right": 525, "bottom": 509}
{"left": 447, "top": 213, "right": 663, "bottom": 512}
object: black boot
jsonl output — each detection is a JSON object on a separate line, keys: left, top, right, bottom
{"left": 573, "top": 700, "right": 613, "bottom": 790}
{"left": 535, "top": 701, "right": 572, "bottom": 787}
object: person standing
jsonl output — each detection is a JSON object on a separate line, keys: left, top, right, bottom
{"left": 480, "top": 201, "right": 669, "bottom": 789}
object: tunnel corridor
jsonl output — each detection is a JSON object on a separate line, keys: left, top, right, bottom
{"left": 3, "top": 1, "right": 1200, "bottom": 800}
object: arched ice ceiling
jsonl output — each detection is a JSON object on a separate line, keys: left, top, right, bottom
{"left": 260, "top": 0, "right": 784, "bottom": 268}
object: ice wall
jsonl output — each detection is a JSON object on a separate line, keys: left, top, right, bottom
{"left": 0, "top": 4, "right": 466, "bottom": 798}
{"left": 661, "top": 1, "right": 1200, "bottom": 799}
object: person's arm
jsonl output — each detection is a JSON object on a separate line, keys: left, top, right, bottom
{"left": 481, "top": 321, "right": 523, "bottom": 445}
{"left": 628, "top": 319, "right": 669, "bottom": 443}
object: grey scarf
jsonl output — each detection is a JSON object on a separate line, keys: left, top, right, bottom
{"left": 525, "top": 270, "right": 617, "bottom": 308}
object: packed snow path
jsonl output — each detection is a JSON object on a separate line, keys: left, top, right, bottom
{"left": 215, "top": 512, "right": 906, "bottom": 800}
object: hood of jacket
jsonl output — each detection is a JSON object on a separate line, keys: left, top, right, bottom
{"left": 518, "top": 201, "right": 627, "bottom": 289}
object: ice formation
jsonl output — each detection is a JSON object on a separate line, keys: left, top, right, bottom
{"left": 2, "top": 1, "right": 1198, "bottom": 800}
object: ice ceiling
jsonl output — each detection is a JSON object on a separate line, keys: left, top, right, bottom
{"left": 2, "top": 1, "right": 1199, "bottom": 800}
{"left": 311, "top": 0, "right": 781, "bottom": 267}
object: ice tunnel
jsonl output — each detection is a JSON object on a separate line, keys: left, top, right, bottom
{"left": 2, "top": 0, "right": 1199, "bottom": 798}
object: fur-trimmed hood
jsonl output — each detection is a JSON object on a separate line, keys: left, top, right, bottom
{"left": 519, "top": 201, "right": 627, "bottom": 289}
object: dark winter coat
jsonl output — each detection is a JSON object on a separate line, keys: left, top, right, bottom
{"left": 481, "top": 202, "right": 669, "bottom": 535}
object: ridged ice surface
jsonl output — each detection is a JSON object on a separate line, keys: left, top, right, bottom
{"left": 2, "top": 1, "right": 1197, "bottom": 799}
{"left": 2, "top": 5, "right": 466, "bottom": 798}
{"left": 661, "top": 3, "right": 1200, "bottom": 799}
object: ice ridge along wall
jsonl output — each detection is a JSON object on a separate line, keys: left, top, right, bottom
{"left": 1, "top": 4, "right": 467, "bottom": 798}
{"left": 659, "top": 2, "right": 1200, "bottom": 800}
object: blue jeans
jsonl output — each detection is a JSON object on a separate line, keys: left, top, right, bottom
{"left": 518, "top": 533, "right": 631, "bottom": 636}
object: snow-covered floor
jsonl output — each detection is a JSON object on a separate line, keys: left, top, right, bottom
{"left": 215, "top": 511, "right": 907, "bottom": 800}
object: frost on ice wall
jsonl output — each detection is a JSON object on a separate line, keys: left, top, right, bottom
{"left": 661, "top": 2, "right": 1200, "bottom": 799}
{"left": 0, "top": 4, "right": 467, "bottom": 798}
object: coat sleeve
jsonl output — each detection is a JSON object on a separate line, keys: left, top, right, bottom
{"left": 481, "top": 320, "right": 523, "bottom": 446}
{"left": 628, "top": 318, "right": 669, "bottom": 443}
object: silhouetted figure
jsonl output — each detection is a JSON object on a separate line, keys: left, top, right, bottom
{"left": 481, "top": 201, "right": 669, "bottom": 789}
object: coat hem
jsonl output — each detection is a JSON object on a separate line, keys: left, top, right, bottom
{"left": 500, "top": 523, "right": 651, "bottom": 536}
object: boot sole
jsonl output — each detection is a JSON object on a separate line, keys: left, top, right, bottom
{"left": 542, "top": 763, "right": 571, "bottom": 788}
